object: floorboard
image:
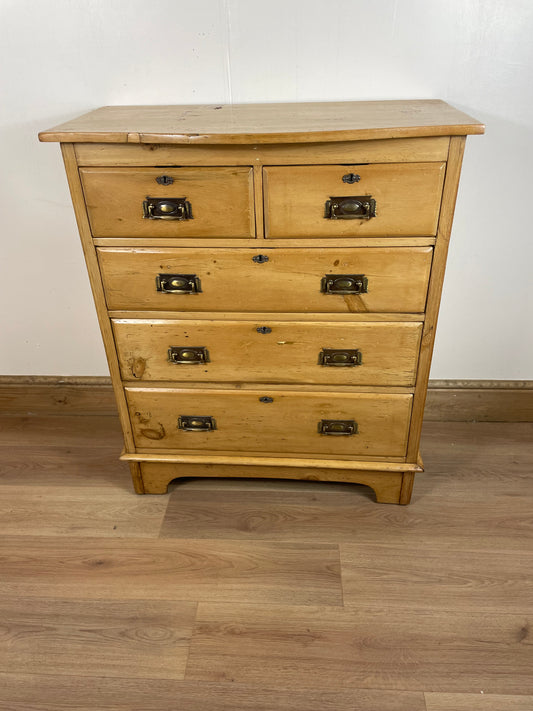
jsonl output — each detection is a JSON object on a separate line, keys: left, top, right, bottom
{"left": 0, "top": 674, "right": 427, "bottom": 711}
{"left": 0, "top": 416, "right": 531, "bottom": 707}
{"left": 185, "top": 603, "right": 533, "bottom": 694}
{"left": 0, "top": 536, "right": 342, "bottom": 606}
{"left": 425, "top": 693, "right": 533, "bottom": 710}
{"left": 0, "top": 597, "right": 196, "bottom": 681}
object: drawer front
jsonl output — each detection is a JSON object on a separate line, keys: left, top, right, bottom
{"left": 126, "top": 388, "right": 413, "bottom": 457}
{"left": 80, "top": 167, "right": 255, "bottom": 237}
{"left": 113, "top": 319, "right": 422, "bottom": 386}
{"left": 264, "top": 163, "right": 445, "bottom": 237}
{"left": 99, "top": 247, "right": 432, "bottom": 313}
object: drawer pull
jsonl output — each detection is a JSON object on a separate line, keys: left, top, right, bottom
{"left": 178, "top": 416, "right": 216, "bottom": 432}
{"left": 143, "top": 197, "right": 193, "bottom": 220}
{"left": 259, "top": 396, "right": 274, "bottom": 403}
{"left": 168, "top": 346, "right": 209, "bottom": 365}
{"left": 319, "top": 349, "right": 362, "bottom": 367}
{"left": 252, "top": 254, "right": 269, "bottom": 263}
{"left": 156, "top": 274, "right": 202, "bottom": 294}
{"left": 321, "top": 274, "right": 368, "bottom": 295}
{"left": 256, "top": 326, "right": 272, "bottom": 334}
{"left": 325, "top": 195, "right": 376, "bottom": 220}
{"left": 318, "top": 419, "right": 358, "bottom": 436}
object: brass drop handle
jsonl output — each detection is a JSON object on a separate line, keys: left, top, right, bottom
{"left": 178, "top": 416, "right": 216, "bottom": 432}
{"left": 325, "top": 195, "right": 376, "bottom": 220}
{"left": 319, "top": 349, "right": 362, "bottom": 367}
{"left": 168, "top": 347, "right": 209, "bottom": 364}
{"left": 156, "top": 274, "right": 202, "bottom": 294}
{"left": 318, "top": 419, "right": 358, "bottom": 436}
{"left": 143, "top": 196, "right": 193, "bottom": 220}
{"left": 321, "top": 274, "right": 368, "bottom": 295}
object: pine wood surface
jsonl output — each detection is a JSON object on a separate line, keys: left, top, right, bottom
{"left": 74, "top": 135, "right": 450, "bottom": 166}
{"left": 38, "top": 100, "right": 484, "bottom": 144}
{"left": 97, "top": 246, "right": 432, "bottom": 313}
{"left": 112, "top": 318, "right": 422, "bottom": 385}
{"left": 263, "top": 162, "right": 445, "bottom": 237}
{"left": 0, "top": 414, "right": 531, "bottom": 709}
{"left": 124, "top": 387, "right": 413, "bottom": 456}
{"left": 406, "top": 136, "right": 465, "bottom": 462}
{"left": 81, "top": 167, "right": 255, "bottom": 238}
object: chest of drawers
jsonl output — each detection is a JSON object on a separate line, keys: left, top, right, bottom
{"left": 40, "top": 100, "right": 483, "bottom": 504}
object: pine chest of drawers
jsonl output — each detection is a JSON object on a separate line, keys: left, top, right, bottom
{"left": 40, "top": 100, "right": 484, "bottom": 504}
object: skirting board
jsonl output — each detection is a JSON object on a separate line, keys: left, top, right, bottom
{"left": 0, "top": 376, "right": 532, "bottom": 422}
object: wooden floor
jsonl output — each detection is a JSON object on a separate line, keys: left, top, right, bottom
{"left": 0, "top": 414, "right": 532, "bottom": 710}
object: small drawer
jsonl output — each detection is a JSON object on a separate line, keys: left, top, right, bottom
{"left": 263, "top": 163, "right": 445, "bottom": 237}
{"left": 98, "top": 246, "right": 432, "bottom": 314}
{"left": 80, "top": 167, "right": 255, "bottom": 237}
{"left": 113, "top": 319, "right": 423, "bottom": 386}
{"left": 126, "top": 387, "right": 413, "bottom": 457}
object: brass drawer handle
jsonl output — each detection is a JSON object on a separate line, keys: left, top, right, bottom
{"left": 318, "top": 419, "right": 358, "bottom": 436}
{"left": 325, "top": 196, "right": 376, "bottom": 220}
{"left": 321, "top": 274, "right": 368, "bottom": 295}
{"left": 168, "top": 347, "right": 209, "bottom": 365}
{"left": 319, "top": 349, "right": 362, "bottom": 367}
{"left": 178, "top": 416, "right": 216, "bottom": 432}
{"left": 156, "top": 274, "right": 202, "bottom": 294}
{"left": 143, "top": 196, "right": 193, "bottom": 220}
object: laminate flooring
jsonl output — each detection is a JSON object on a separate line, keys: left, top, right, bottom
{"left": 0, "top": 415, "right": 531, "bottom": 710}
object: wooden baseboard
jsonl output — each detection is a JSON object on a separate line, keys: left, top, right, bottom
{"left": 1, "top": 376, "right": 532, "bottom": 422}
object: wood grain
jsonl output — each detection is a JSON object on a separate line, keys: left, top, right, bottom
{"left": 186, "top": 603, "right": 533, "bottom": 693}
{"left": 340, "top": 542, "right": 533, "bottom": 612}
{"left": 0, "top": 445, "right": 128, "bottom": 487}
{"left": 0, "top": 537, "right": 342, "bottom": 606}
{"left": 0, "top": 597, "right": 196, "bottom": 680}
{"left": 39, "top": 100, "right": 484, "bottom": 144}
{"left": 98, "top": 246, "right": 433, "bottom": 314}
{"left": 406, "top": 136, "right": 465, "bottom": 461}
{"left": 75, "top": 135, "right": 450, "bottom": 166}
{"left": 0, "top": 674, "right": 427, "bottom": 711}
{"left": 0, "top": 416, "right": 531, "bottom": 703}
{"left": 0, "top": 414, "right": 123, "bottom": 447}
{"left": 80, "top": 167, "right": 255, "bottom": 238}
{"left": 112, "top": 319, "right": 422, "bottom": 386}
{"left": 125, "top": 386, "right": 413, "bottom": 457}
{"left": 158, "top": 451, "right": 533, "bottom": 549}
{"left": 0, "top": 485, "right": 167, "bottom": 538}
{"left": 139, "top": 462, "right": 407, "bottom": 502}
{"left": 264, "top": 162, "right": 445, "bottom": 237}
{"left": 425, "top": 693, "right": 533, "bottom": 710}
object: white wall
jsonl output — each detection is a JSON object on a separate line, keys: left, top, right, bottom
{"left": 1, "top": 0, "right": 531, "bottom": 378}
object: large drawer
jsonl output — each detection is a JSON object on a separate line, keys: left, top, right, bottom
{"left": 125, "top": 387, "right": 413, "bottom": 457}
{"left": 98, "top": 247, "right": 432, "bottom": 313}
{"left": 80, "top": 167, "right": 255, "bottom": 237}
{"left": 113, "top": 319, "right": 422, "bottom": 386}
{"left": 263, "top": 163, "right": 445, "bottom": 237}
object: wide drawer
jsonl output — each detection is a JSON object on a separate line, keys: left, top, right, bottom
{"left": 126, "top": 387, "right": 413, "bottom": 457}
{"left": 263, "top": 163, "right": 445, "bottom": 237}
{"left": 98, "top": 247, "right": 432, "bottom": 313}
{"left": 80, "top": 167, "right": 255, "bottom": 237}
{"left": 113, "top": 319, "right": 422, "bottom": 386}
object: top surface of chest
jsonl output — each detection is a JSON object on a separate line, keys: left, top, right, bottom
{"left": 39, "top": 100, "right": 484, "bottom": 144}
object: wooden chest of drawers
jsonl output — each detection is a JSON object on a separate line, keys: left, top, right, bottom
{"left": 40, "top": 100, "right": 483, "bottom": 504}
